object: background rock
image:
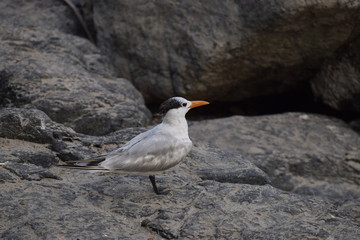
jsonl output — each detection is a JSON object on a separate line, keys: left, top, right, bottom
{"left": 189, "top": 113, "right": 360, "bottom": 200}
{"left": 311, "top": 31, "right": 360, "bottom": 114}
{"left": 0, "top": 0, "right": 84, "bottom": 36}
{"left": 87, "top": 0, "right": 360, "bottom": 103}
{"left": 0, "top": 0, "right": 151, "bottom": 136}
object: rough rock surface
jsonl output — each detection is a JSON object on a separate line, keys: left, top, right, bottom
{"left": 1, "top": 108, "right": 360, "bottom": 239}
{"left": 0, "top": 0, "right": 84, "bottom": 36}
{"left": 0, "top": 0, "right": 151, "bottom": 135}
{"left": 87, "top": 0, "right": 360, "bottom": 102}
{"left": 0, "top": 108, "right": 146, "bottom": 161}
{"left": 189, "top": 113, "right": 360, "bottom": 201}
{"left": 311, "top": 30, "right": 360, "bottom": 113}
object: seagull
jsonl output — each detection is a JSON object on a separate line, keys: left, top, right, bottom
{"left": 59, "top": 97, "right": 209, "bottom": 194}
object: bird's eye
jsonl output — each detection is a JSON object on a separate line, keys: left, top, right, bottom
{"left": 182, "top": 103, "right": 187, "bottom": 107}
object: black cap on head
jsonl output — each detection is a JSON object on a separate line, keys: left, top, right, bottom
{"left": 159, "top": 97, "right": 185, "bottom": 114}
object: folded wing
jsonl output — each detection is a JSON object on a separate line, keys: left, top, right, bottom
{"left": 100, "top": 127, "right": 192, "bottom": 173}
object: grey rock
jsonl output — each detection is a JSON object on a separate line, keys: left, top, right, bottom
{"left": 0, "top": 169, "right": 15, "bottom": 183}
{"left": 4, "top": 163, "right": 60, "bottom": 181}
{"left": 0, "top": 138, "right": 57, "bottom": 168}
{"left": 0, "top": 108, "right": 75, "bottom": 144}
{"left": 0, "top": 0, "right": 84, "bottom": 36}
{"left": 189, "top": 113, "right": 360, "bottom": 201}
{"left": 197, "top": 167, "right": 269, "bottom": 185}
{"left": 188, "top": 145, "right": 270, "bottom": 185}
{"left": 0, "top": 1, "right": 151, "bottom": 135}
{"left": 0, "top": 182, "right": 151, "bottom": 240}
{"left": 1, "top": 176, "right": 359, "bottom": 239}
{"left": 87, "top": 0, "right": 360, "bottom": 102}
{"left": 311, "top": 34, "right": 360, "bottom": 113}
{"left": 137, "top": 183, "right": 358, "bottom": 239}
{"left": 12, "top": 150, "right": 58, "bottom": 169}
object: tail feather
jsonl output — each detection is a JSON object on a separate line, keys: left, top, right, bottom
{"left": 57, "top": 156, "right": 107, "bottom": 171}
{"left": 56, "top": 164, "right": 108, "bottom": 171}
{"left": 65, "top": 156, "right": 106, "bottom": 164}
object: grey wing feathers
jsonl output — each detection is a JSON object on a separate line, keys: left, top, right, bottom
{"left": 116, "top": 129, "right": 151, "bottom": 151}
{"left": 99, "top": 127, "right": 192, "bottom": 172}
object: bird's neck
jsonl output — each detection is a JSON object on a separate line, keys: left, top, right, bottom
{"left": 162, "top": 112, "right": 188, "bottom": 130}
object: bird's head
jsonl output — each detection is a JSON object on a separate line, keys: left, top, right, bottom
{"left": 159, "top": 97, "right": 209, "bottom": 118}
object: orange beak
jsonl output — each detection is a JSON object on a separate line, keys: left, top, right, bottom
{"left": 189, "top": 100, "right": 210, "bottom": 109}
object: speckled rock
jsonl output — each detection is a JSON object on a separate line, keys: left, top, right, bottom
{"left": 189, "top": 113, "right": 360, "bottom": 201}
{"left": 0, "top": 0, "right": 84, "bottom": 36}
{"left": 1, "top": 173, "right": 359, "bottom": 239}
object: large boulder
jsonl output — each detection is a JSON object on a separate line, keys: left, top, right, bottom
{"left": 0, "top": 0, "right": 151, "bottom": 136}
{"left": 189, "top": 112, "right": 360, "bottom": 200}
{"left": 87, "top": 0, "right": 360, "bottom": 102}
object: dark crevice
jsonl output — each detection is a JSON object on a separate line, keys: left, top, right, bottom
{"left": 62, "top": 0, "right": 96, "bottom": 44}
{"left": 146, "top": 81, "right": 359, "bottom": 124}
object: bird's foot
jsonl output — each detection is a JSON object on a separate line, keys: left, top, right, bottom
{"left": 149, "top": 175, "right": 170, "bottom": 195}
{"left": 155, "top": 187, "right": 171, "bottom": 195}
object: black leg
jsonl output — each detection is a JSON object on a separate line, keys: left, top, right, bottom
{"left": 149, "top": 175, "right": 160, "bottom": 194}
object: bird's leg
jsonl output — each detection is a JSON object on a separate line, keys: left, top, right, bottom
{"left": 149, "top": 175, "right": 160, "bottom": 194}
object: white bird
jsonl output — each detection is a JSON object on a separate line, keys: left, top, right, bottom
{"left": 59, "top": 97, "right": 209, "bottom": 194}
